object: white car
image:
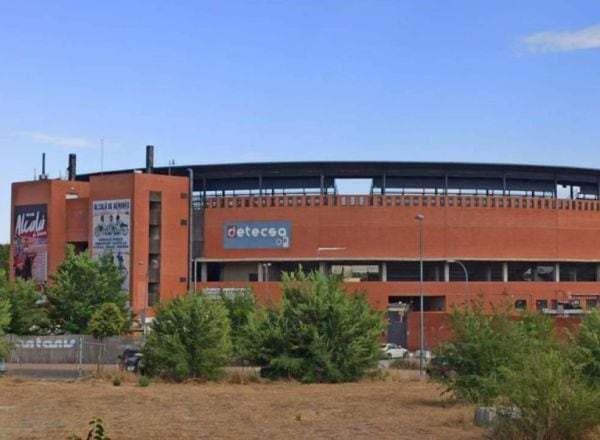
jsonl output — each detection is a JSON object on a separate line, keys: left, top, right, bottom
{"left": 380, "top": 343, "right": 409, "bottom": 359}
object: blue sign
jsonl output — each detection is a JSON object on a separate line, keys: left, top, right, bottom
{"left": 223, "top": 221, "right": 291, "bottom": 249}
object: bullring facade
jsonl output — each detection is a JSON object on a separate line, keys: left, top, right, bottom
{"left": 10, "top": 149, "right": 600, "bottom": 348}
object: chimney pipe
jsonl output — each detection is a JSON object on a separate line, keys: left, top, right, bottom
{"left": 68, "top": 154, "right": 76, "bottom": 180}
{"left": 146, "top": 145, "right": 154, "bottom": 174}
{"left": 40, "top": 153, "right": 47, "bottom": 180}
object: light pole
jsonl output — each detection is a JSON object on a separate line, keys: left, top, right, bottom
{"left": 415, "top": 214, "right": 425, "bottom": 376}
{"left": 137, "top": 261, "right": 148, "bottom": 336}
{"left": 448, "top": 259, "right": 469, "bottom": 306}
{"left": 262, "top": 262, "right": 272, "bottom": 302}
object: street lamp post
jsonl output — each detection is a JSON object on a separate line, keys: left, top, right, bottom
{"left": 448, "top": 259, "right": 469, "bottom": 306}
{"left": 415, "top": 214, "right": 425, "bottom": 376}
{"left": 262, "top": 262, "right": 272, "bottom": 302}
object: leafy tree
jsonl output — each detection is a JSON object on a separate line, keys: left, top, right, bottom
{"left": 432, "top": 300, "right": 557, "bottom": 404}
{"left": 0, "top": 274, "right": 48, "bottom": 334}
{"left": 245, "top": 270, "right": 384, "bottom": 383}
{"left": 143, "top": 294, "right": 232, "bottom": 381}
{"left": 0, "top": 244, "right": 8, "bottom": 280}
{"left": 571, "top": 309, "right": 600, "bottom": 387}
{"left": 0, "top": 298, "right": 12, "bottom": 359}
{"left": 491, "top": 349, "right": 600, "bottom": 440}
{"left": 46, "top": 245, "right": 128, "bottom": 334}
{"left": 218, "top": 289, "right": 257, "bottom": 360}
{"left": 88, "top": 303, "right": 126, "bottom": 373}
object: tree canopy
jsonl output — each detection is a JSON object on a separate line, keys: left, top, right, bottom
{"left": 245, "top": 270, "right": 384, "bottom": 383}
{"left": 143, "top": 294, "right": 232, "bottom": 381}
{"left": 0, "top": 273, "right": 48, "bottom": 334}
{"left": 46, "top": 245, "right": 129, "bottom": 334}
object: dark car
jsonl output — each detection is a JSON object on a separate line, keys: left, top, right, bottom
{"left": 118, "top": 349, "right": 145, "bottom": 374}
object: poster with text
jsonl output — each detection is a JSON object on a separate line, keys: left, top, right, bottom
{"left": 92, "top": 199, "right": 131, "bottom": 291}
{"left": 13, "top": 204, "right": 48, "bottom": 283}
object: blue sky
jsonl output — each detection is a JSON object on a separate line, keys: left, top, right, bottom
{"left": 1, "top": 0, "right": 600, "bottom": 242}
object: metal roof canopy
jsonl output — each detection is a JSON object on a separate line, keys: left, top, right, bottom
{"left": 78, "top": 161, "right": 600, "bottom": 197}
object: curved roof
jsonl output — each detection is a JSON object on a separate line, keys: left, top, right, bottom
{"left": 79, "top": 161, "right": 600, "bottom": 197}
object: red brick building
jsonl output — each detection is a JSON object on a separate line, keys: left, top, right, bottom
{"left": 10, "top": 150, "right": 600, "bottom": 348}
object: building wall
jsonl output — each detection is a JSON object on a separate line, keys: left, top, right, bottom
{"left": 202, "top": 195, "right": 600, "bottom": 261}
{"left": 10, "top": 179, "right": 89, "bottom": 280}
{"left": 89, "top": 173, "right": 190, "bottom": 315}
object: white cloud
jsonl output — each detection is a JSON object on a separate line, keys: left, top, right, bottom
{"left": 19, "top": 131, "right": 94, "bottom": 149}
{"left": 521, "top": 24, "right": 600, "bottom": 53}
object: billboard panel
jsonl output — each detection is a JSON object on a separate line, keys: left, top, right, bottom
{"left": 13, "top": 204, "right": 48, "bottom": 283}
{"left": 92, "top": 199, "right": 131, "bottom": 291}
{"left": 223, "top": 221, "right": 291, "bottom": 249}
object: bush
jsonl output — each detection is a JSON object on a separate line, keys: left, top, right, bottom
{"left": 218, "top": 289, "right": 257, "bottom": 360}
{"left": 137, "top": 375, "right": 150, "bottom": 387}
{"left": 571, "top": 309, "right": 600, "bottom": 388}
{"left": 0, "top": 298, "right": 12, "bottom": 360}
{"left": 432, "top": 300, "right": 556, "bottom": 404}
{"left": 0, "top": 274, "right": 49, "bottom": 335}
{"left": 112, "top": 376, "right": 121, "bottom": 387}
{"left": 67, "top": 418, "right": 111, "bottom": 440}
{"left": 245, "top": 270, "right": 384, "bottom": 383}
{"left": 491, "top": 349, "right": 600, "bottom": 440}
{"left": 142, "top": 294, "right": 232, "bottom": 381}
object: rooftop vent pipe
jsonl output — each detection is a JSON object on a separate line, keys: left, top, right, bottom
{"left": 146, "top": 145, "right": 154, "bottom": 174}
{"left": 67, "top": 154, "right": 76, "bottom": 180}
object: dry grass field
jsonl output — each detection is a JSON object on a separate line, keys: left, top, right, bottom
{"left": 0, "top": 372, "right": 483, "bottom": 440}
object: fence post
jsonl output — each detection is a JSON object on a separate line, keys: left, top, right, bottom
{"left": 78, "top": 335, "right": 83, "bottom": 377}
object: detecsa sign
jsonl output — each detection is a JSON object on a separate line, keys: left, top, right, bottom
{"left": 223, "top": 221, "right": 291, "bottom": 249}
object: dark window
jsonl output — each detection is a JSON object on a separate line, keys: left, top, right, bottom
{"left": 536, "top": 299, "right": 548, "bottom": 310}
{"left": 514, "top": 299, "right": 527, "bottom": 310}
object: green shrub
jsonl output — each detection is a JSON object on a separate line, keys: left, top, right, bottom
{"left": 245, "top": 270, "right": 384, "bottom": 383}
{"left": 112, "top": 376, "right": 121, "bottom": 387}
{"left": 142, "top": 294, "right": 232, "bottom": 381}
{"left": 137, "top": 375, "right": 150, "bottom": 387}
{"left": 432, "top": 300, "right": 556, "bottom": 404}
{"left": 67, "top": 418, "right": 111, "bottom": 440}
{"left": 218, "top": 289, "right": 257, "bottom": 360}
{"left": 491, "top": 349, "right": 600, "bottom": 440}
{"left": 571, "top": 309, "right": 600, "bottom": 388}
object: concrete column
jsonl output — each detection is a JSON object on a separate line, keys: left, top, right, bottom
{"left": 257, "top": 263, "right": 263, "bottom": 282}
{"left": 596, "top": 263, "right": 600, "bottom": 282}
{"left": 201, "top": 262, "right": 208, "bottom": 282}
{"left": 444, "top": 262, "right": 450, "bottom": 282}
{"left": 381, "top": 262, "right": 387, "bottom": 282}
{"left": 319, "top": 261, "right": 327, "bottom": 274}
{"left": 554, "top": 263, "right": 560, "bottom": 282}
{"left": 502, "top": 262, "right": 508, "bottom": 282}
{"left": 486, "top": 265, "right": 492, "bottom": 282}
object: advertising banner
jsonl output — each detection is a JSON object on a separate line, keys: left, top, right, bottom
{"left": 13, "top": 204, "right": 48, "bottom": 283}
{"left": 92, "top": 199, "right": 131, "bottom": 291}
{"left": 223, "top": 221, "right": 291, "bottom": 249}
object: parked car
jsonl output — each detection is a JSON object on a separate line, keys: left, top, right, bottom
{"left": 118, "top": 349, "right": 145, "bottom": 373}
{"left": 380, "top": 343, "right": 409, "bottom": 359}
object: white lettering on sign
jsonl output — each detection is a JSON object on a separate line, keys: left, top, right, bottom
{"left": 14, "top": 212, "right": 46, "bottom": 237}
{"left": 16, "top": 337, "right": 77, "bottom": 349}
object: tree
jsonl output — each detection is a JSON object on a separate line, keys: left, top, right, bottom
{"left": 571, "top": 309, "right": 600, "bottom": 387}
{"left": 491, "top": 350, "right": 600, "bottom": 440}
{"left": 46, "top": 245, "right": 128, "bottom": 334}
{"left": 218, "top": 289, "right": 257, "bottom": 360}
{"left": 245, "top": 270, "right": 384, "bottom": 383}
{"left": 0, "top": 274, "right": 48, "bottom": 334}
{"left": 431, "top": 300, "right": 557, "bottom": 404}
{"left": 0, "top": 298, "right": 12, "bottom": 360}
{"left": 0, "top": 244, "right": 8, "bottom": 280}
{"left": 143, "top": 294, "right": 232, "bottom": 381}
{"left": 88, "top": 303, "right": 126, "bottom": 374}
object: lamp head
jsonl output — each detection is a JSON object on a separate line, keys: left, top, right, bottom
{"left": 415, "top": 214, "right": 425, "bottom": 221}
